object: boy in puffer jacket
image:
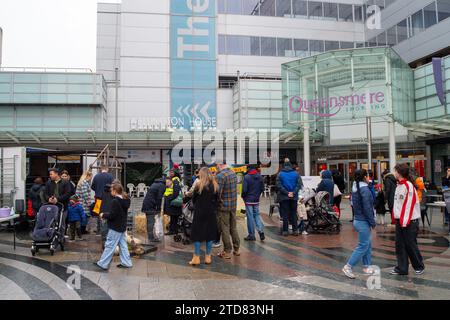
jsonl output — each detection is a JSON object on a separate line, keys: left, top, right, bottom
{"left": 68, "top": 195, "right": 87, "bottom": 241}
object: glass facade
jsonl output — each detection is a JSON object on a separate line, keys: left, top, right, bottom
{"left": 414, "top": 55, "right": 450, "bottom": 121}
{"left": 281, "top": 47, "right": 415, "bottom": 129}
{"left": 218, "top": 0, "right": 370, "bottom": 22}
{"left": 233, "top": 79, "right": 284, "bottom": 129}
{"left": 367, "top": 0, "right": 450, "bottom": 47}
{"left": 0, "top": 72, "right": 107, "bottom": 132}
{"left": 219, "top": 34, "right": 356, "bottom": 57}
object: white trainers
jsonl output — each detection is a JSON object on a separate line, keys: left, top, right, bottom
{"left": 302, "top": 231, "right": 308, "bottom": 235}
{"left": 342, "top": 265, "right": 356, "bottom": 279}
{"left": 212, "top": 242, "right": 222, "bottom": 248}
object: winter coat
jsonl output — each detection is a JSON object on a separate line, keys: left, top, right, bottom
{"left": 142, "top": 178, "right": 166, "bottom": 214}
{"left": 43, "top": 179, "right": 72, "bottom": 209}
{"left": 164, "top": 179, "right": 182, "bottom": 216}
{"left": 68, "top": 202, "right": 87, "bottom": 224}
{"left": 76, "top": 180, "right": 92, "bottom": 216}
{"left": 374, "top": 191, "right": 387, "bottom": 214}
{"left": 191, "top": 185, "right": 219, "bottom": 242}
{"left": 102, "top": 196, "right": 130, "bottom": 233}
{"left": 351, "top": 182, "right": 376, "bottom": 228}
{"left": 317, "top": 170, "right": 335, "bottom": 205}
{"left": 276, "top": 163, "right": 303, "bottom": 202}
{"left": 442, "top": 175, "right": 450, "bottom": 188}
{"left": 331, "top": 171, "right": 345, "bottom": 193}
{"left": 91, "top": 171, "right": 114, "bottom": 198}
{"left": 242, "top": 169, "right": 265, "bottom": 205}
{"left": 29, "top": 183, "right": 45, "bottom": 212}
{"left": 393, "top": 179, "right": 421, "bottom": 227}
{"left": 383, "top": 173, "right": 397, "bottom": 212}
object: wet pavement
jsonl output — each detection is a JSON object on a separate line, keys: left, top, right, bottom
{"left": 0, "top": 198, "right": 449, "bottom": 300}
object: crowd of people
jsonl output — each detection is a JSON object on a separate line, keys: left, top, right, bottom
{"left": 27, "top": 160, "right": 449, "bottom": 277}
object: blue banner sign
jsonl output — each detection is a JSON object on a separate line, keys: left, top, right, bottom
{"left": 170, "top": 0, "right": 217, "bottom": 130}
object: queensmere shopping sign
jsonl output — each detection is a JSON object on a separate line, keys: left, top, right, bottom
{"left": 170, "top": 0, "right": 217, "bottom": 130}
{"left": 289, "top": 90, "right": 387, "bottom": 119}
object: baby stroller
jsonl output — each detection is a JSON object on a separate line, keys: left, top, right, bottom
{"left": 306, "top": 191, "right": 341, "bottom": 234}
{"left": 174, "top": 200, "right": 194, "bottom": 245}
{"left": 31, "top": 204, "right": 66, "bottom": 256}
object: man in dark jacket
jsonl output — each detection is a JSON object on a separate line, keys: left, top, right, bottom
{"left": 43, "top": 168, "right": 72, "bottom": 210}
{"left": 276, "top": 159, "right": 303, "bottom": 236}
{"left": 91, "top": 165, "right": 114, "bottom": 199}
{"left": 242, "top": 166, "right": 265, "bottom": 241}
{"left": 383, "top": 169, "right": 397, "bottom": 225}
{"left": 317, "top": 170, "right": 335, "bottom": 205}
{"left": 331, "top": 169, "right": 345, "bottom": 210}
{"left": 142, "top": 177, "right": 166, "bottom": 242}
{"left": 98, "top": 184, "right": 113, "bottom": 242}
{"left": 96, "top": 184, "right": 132, "bottom": 270}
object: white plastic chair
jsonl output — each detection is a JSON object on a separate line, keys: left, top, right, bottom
{"left": 127, "top": 183, "right": 136, "bottom": 198}
{"left": 136, "top": 183, "right": 147, "bottom": 198}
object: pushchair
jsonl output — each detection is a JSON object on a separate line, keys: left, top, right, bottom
{"left": 31, "top": 204, "right": 66, "bottom": 256}
{"left": 174, "top": 200, "right": 194, "bottom": 245}
{"left": 305, "top": 191, "right": 341, "bottom": 234}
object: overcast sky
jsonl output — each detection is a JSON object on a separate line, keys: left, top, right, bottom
{"left": 0, "top": 0, "right": 120, "bottom": 71}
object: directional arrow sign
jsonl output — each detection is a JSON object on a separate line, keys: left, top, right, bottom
{"left": 200, "top": 101, "right": 211, "bottom": 120}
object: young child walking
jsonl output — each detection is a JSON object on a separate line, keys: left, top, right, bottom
{"left": 95, "top": 183, "right": 133, "bottom": 271}
{"left": 67, "top": 195, "right": 86, "bottom": 242}
{"left": 297, "top": 198, "right": 308, "bottom": 235}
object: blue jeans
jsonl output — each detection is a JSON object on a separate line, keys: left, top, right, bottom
{"left": 97, "top": 229, "right": 132, "bottom": 269}
{"left": 347, "top": 220, "right": 372, "bottom": 268}
{"left": 298, "top": 219, "right": 306, "bottom": 232}
{"left": 194, "top": 241, "right": 214, "bottom": 256}
{"left": 245, "top": 204, "right": 264, "bottom": 237}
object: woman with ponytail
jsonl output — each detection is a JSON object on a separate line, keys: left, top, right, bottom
{"left": 342, "top": 169, "right": 377, "bottom": 279}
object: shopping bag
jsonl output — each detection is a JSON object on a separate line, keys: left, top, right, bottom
{"left": 170, "top": 192, "right": 183, "bottom": 207}
{"left": 134, "top": 214, "right": 147, "bottom": 235}
{"left": 92, "top": 198, "right": 102, "bottom": 215}
{"left": 153, "top": 215, "right": 164, "bottom": 240}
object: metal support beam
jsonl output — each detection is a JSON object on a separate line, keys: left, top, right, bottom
{"left": 6, "top": 132, "right": 20, "bottom": 144}
{"left": 30, "top": 133, "right": 41, "bottom": 144}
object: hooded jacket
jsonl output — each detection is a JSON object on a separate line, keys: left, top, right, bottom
{"left": 142, "top": 178, "right": 166, "bottom": 214}
{"left": 276, "top": 163, "right": 303, "bottom": 202}
{"left": 317, "top": 170, "right": 335, "bottom": 205}
{"left": 29, "top": 183, "right": 45, "bottom": 211}
{"left": 102, "top": 196, "right": 130, "bottom": 233}
{"left": 351, "top": 182, "right": 376, "bottom": 228}
{"left": 383, "top": 173, "right": 397, "bottom": 212}
{"left": 393, "top": 179, "right": 421, "bottom": 227}
{"left": 242, "top": 169, "right": 265, "bottom": 205}
{"left": 68, "top": 201, "right": 87, "bottom": 224}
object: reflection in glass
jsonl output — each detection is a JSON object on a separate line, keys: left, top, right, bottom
{"left": 325, "top": 41, "right": 339, "bottom": 51}
{"left": 293, "top": 0, "right": 308, "bottom": 17}
{"left": 277, "top": 38, "right": 294, "bottom": 57}
{"left": 323, "top": 3, "right": 338, "bottom": 20}
{"left": 243, "top": 36, "right": 261, "bottom": 56}
{"left": 411, "top": 10, "right": 424, "bottom": 36}
{"left": 294, "top": 39, "right": 309, "bottom": 57}
{"left": 310, "top": 40, "right": 324, "bottom": 55}
{"left": 308, "top": 1, "right": 323, "bottom": 19}
{"left": 243, "top": 0, "right": 260, "bottom": 15}
{"left": 376, "top": 31, "right": 386, "bottom": 46}
{"left": 437, "top": 0, "right": 450, "bottom": 22}
{"left": 226, "top": 35, "right": 243, "bottom": 55}
{"left": 219, "top": 35, "right": 226, "bottom": 54}
{"left": 261, "top": 37, "right": 277, "bottom": 56}
{"left": 423, "top": 2, "right": 437, "bottom": 28}
{"left": 338, "top": 4, "right": 353, "bottom": 21}
{"left": 340, "top": 41, "right": 354, "bottom": 49}
{"left": 276, "top": 0, "right": 291, "bottom": 17}
{"left": 397, "top": 19, "right": 408, "bottom": 42}
{"left": 354, "top": 5, "right": 364, "bottom": 21}
{"left": 386, "top": 26, "right": 397, "bottom": 46}
{"left": 260, "top": 0, "right": 276, "bottom": 16}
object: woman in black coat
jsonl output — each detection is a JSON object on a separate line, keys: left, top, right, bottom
{"left": 189, "top": 167, "right": 219, "bottom": 266}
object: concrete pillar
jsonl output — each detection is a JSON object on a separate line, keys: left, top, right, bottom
{"left": 388, "top": 119, "right": 396, "bottom": 172}
{"left": 304, "top": 122, "right": 311, "bottom": 176}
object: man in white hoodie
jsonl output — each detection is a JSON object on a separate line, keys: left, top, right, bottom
{"left": 390, "top": 163, "right": 424, "bottom": 276}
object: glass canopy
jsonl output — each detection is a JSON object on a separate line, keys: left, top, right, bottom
{"left": 281, "top": 47, "right": 415, "bottom": 131}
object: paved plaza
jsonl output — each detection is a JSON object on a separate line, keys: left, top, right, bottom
{"left": 0, "top": 198, "right": 449, "bottom": 300}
